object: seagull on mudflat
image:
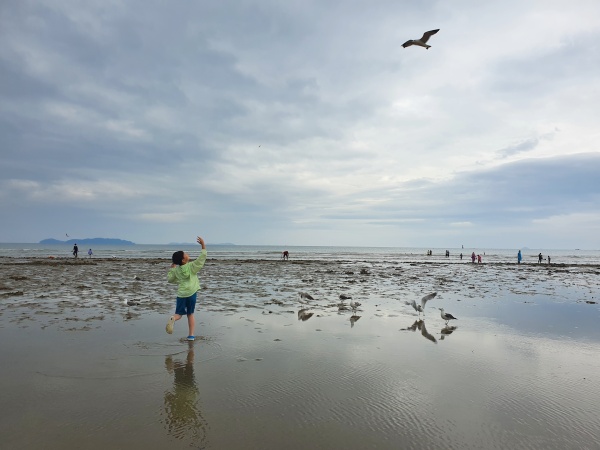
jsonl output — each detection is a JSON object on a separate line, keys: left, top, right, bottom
{"left": 406, "top": 292, "right": 437, "bottom": 316}
{"left": 339, "top": 294, "right": 352, "bottom": 301}
{"left": 402, "top": 29, "right": 440, "bottom": 49}
{"left": 439, "top": 308, "right": 457, "bottom": 324}
{"left": 123, "top": 298, "right": 139, "bottom": 307}
{"left": 299, "top": 292, "right": 314, "bottom": 303}
{"left": 298, "top": 308, "right": 314, "bottom": 321}
{"left": 350, "top": 300, "right": 361, "bottom": 312}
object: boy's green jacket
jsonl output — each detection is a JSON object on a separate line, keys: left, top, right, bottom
{"left": 167, "top": 249, "right": 207, "bottom": 297}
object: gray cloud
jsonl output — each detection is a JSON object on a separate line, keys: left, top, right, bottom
{"left": 1, "top": 1, "right": 599, "bottom": 247}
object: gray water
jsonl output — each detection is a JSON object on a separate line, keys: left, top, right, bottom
{"left": 1, "top": 243, "right": 599, "bottom": 264}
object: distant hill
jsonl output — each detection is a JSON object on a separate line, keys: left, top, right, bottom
{"left": 40, "top": 238, "right": 135, "bottom": 245}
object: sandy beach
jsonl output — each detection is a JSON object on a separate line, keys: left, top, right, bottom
{"left": 1, "top": 255, "right": 600, "bottom": 449}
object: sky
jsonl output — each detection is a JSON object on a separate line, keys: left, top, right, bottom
{"left": 1, "top": 0, "right": 599, "bottom": 248}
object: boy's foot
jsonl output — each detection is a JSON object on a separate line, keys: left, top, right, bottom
{"left": 187, "top": 335, "right": 195, "bottom": 341}
{"left": 166, "top": 316, "right": 175, "bottom": 334}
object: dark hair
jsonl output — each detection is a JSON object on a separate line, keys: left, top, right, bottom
{"left": 172, "top": 250, "right": 184, "bottom": 265}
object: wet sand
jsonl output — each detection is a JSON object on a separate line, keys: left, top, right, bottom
{"left": 1, "top": 257, "right": 600, "bottom": 449}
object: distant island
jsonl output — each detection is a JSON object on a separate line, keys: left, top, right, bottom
{"left": 40, "top": 238, "right": 135, "bottom": 245}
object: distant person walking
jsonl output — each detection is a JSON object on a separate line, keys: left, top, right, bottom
{"left": 166, "top": 236, "right": 207, "bottom": 341}
{"left": 477, "top": 254, "right": 482, "bottom": 264}
{"left": 517, "top": 250, "right": 522, "bottom": 264}
{"left": 72, "top": 243, "right": 78, "bottom": 258}
{"left": 471, "top": 252, "right": 476, "bottom": 263}
{"left": 538, "top": 253, "right": 543, "bottom": 264}
{"left": 88, "top": 248, "right": 93, "bottom": 258}
{"left": 547, "top": 255, "right": 551, "bottom": 264}
{"left": 282, "top": 250, "right": 289, "bottom": 260}
{"left": 460, "top": 253, "right": 463, "bottom": 260}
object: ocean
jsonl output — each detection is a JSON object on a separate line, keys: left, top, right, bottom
{"left": 1, "top": 242, "right": 599, "bottom": 264}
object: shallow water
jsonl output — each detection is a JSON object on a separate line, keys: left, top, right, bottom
{"left": 1, "top": 257, "right": 599, "bottom": 449}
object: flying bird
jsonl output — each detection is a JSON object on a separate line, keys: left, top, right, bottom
{"left": 439, "top": 308, "right": 458, "bottom": 324}
{"left": 406, "top": 292, "right": 437, "bottom": 316}
{"left": 402, "top": 29, "right": 440, "bottom": 49}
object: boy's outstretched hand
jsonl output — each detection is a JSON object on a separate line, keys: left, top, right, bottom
{"left": 197, "top": 236, "right": 206, "bottom": 249}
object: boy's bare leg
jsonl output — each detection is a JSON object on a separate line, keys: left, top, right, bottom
{"left": 187, "top": 314, "right": 195, "bottom": 336}
{"left": 174, "top": 314, "right": 182, "bottom": 322}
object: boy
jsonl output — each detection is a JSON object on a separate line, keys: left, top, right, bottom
{"left": 166, "top": 236, "right": 207, "bottom": 341}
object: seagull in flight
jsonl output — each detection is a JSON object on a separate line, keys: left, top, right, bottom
{"left": 406, "top": 292, "right": 437, "bottom": 316}
{"left": 439, "top": 308, "right": 458, "bottom": 324}
{"left": 402, "top": 29, "right": 440, "bottom": 49}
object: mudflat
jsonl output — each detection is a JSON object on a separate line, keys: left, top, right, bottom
{"left": 1, "top": 256, "right": 599, "bottom": 449}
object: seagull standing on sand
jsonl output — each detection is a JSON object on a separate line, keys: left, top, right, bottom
{"left": 402, "top": 29, "right": 440, "bottom": 49}
{"left": 439, "top": 308, "right": 457, "bottom": 324}
{"left": 350, "top": 300, "right": 361, "bottom": 312}
{"left": 123, "top": 298, "right": 139, "bottom": 307}
{"left": 299, "top": 292, "right": 314, "bottom": 303}
{"left": 298, "top": 309, "right": 314, "bottom": 321}
{"left": 406, "top": 292, "right": 437, "bottom": 316}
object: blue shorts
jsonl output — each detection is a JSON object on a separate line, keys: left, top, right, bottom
{"left": 175, "top": 292, "right": 197, "bottom": 316}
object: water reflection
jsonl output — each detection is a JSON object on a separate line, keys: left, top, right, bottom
{"left": 349, "top": 315, "right": 361, "bottom": 328}
{"left": 162, "top": 342, "right": 208, "bottom": 446}
{"left": 440, "top": 325, "right": 458, "bottom": 340}
{"left": 401, "top": 319, "right": 437, "bottom": 344}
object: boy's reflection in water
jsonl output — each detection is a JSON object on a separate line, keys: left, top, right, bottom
{"left": 163, "top": 342, "right": 208, "bottom": 446}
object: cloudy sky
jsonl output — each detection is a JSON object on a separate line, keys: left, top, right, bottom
{"left": 1, "top": 0, "right": 599, "bottom": 248}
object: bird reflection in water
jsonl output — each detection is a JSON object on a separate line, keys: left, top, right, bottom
{"left": 162, "top": 342, "right": 208, "bottom": 446}
{"left": 350, "top": 315, "right": 361, "bottom": 328}
{"left": 123, "top": 310, "right": 141, "bottom": 321}
{"left": 298, "top": 308, "right": 314, "bottom": 321}
{"left": 440, "top": 325, "right": 458, "bottom": 340}
{"left": 401, "top": 319, "right": 437, "bottom": 344}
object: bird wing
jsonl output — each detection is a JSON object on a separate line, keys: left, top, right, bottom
{"left": 420, "top": 29, "right": 440, "bottom": 43}
{"left": 305, "top": 293, "right": 314, "bottom": 300}
{"left": 420, "top": 292, "right": 437, "bottom": 308}
{"left": 402, "top": 40, "right": 414, "bottom": 48}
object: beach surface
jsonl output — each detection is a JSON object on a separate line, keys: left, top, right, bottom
{"left": 1, "top": 255, "right": 600, "bottom": 449}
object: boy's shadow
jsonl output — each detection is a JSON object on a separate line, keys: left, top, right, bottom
{"left": 162, "top": 342, "right": 208, "bottom": 445}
